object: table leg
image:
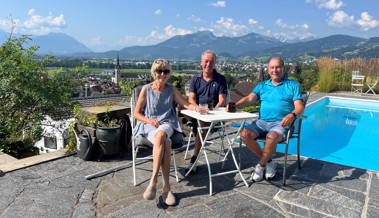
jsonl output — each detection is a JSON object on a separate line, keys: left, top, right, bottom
{"left": 222, "top": 119, "right": 246, "bottom": 162}
{"left": 221, "top": 119, "right": 249, "bottom": 188}
{"left": 184, "top": 121, "right": 215, "bottom": 178}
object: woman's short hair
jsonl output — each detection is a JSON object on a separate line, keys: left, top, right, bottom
{"left": 151, "top": 59, "right": 172, "bottom": 78}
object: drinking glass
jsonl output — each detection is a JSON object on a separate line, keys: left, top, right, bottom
{"left": 199, "top": 104, "right": 208, "bottom": 115}
{"left": 228, "top": 102, "right": 237, "bottom": 113}
{"left": 206, "top": 100, "right": 214, "bottom": 110}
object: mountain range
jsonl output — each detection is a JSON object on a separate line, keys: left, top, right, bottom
{"left": 1, "top": 30, "right": 378, "bottom": 59}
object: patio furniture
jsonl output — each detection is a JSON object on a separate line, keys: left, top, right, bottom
{"left": 351, "top": 72, "right": 365, "bottom": 95}
{"left": 130, "top": 85, "right": 183, "bottom": 186}
{"left": 365, "top": 77, "right": 378, "bottom": 95}
{"left": 241, "top": 91, "right": 310, "bottom": 186}
{"left": 183, "top": 90, "right": 231, "bottom": 160}
{"left": 181, "top": 107, "right": 258, "bottom": 195}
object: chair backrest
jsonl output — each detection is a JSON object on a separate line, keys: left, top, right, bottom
{"left": 131, "top": 84, "right": 184, "bottom": 148}
{"left": 131, "top": 85, "right": 144, "bottom": 128}
{"left": 352, "top": 75, "right": 365, "bottom": 83}
{"left": 352, "top": 70, "right": 360, "bottom": 76}
{"left": 224, "top": 90, "right": 231, "bottom": 106}
{"left": 292, "top": 91, "right": 310, "bottom": 135}
{"left": 367, "top": 77, "right": 379, "bottom": 85}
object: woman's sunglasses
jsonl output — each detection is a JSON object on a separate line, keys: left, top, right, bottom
{"left": 156, "top": 69, "right": 170, "bottom": 75}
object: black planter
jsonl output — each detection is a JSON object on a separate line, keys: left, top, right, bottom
{"left": 96, "top": 126, "right": 121, "bottom": 155}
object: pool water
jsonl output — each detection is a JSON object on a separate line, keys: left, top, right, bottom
{"left": 277, "top": 96, "right": 379, "bottom": 171}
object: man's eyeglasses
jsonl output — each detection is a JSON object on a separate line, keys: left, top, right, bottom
{"left": 156, "top": 69, "right": 170, "bottom": 75}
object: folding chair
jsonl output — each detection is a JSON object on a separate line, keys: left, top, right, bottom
{"left": 365, "top": 77, "right": 378, "bottom": 95}
{"left": 351, "top": 71, "right": 365, "bottom": 95}
{"left": 240, "top": 91, "right": 310, "bottom": 186}
{"left": 183, "top": 90, "right": 230, "bottom": 160}
{"left": 131, "top": 85, "right": 183, "bottom": 186}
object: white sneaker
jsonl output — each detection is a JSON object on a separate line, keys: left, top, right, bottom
{"left": 250, "top": 164, "right": 264, "bottom": 182}
{"left": 265, "top": 161, "right": 277, "bottom": 179}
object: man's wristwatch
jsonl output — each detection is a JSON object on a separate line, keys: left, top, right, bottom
{"left": 291, "top": 112, "right": 297, "bottom": 119}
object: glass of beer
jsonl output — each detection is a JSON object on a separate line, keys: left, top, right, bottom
{"left": 206, "top": 100, "right": 214, "bottom": 110}
{"left": 228, "top": 102, "right": 237, "bottom": 113}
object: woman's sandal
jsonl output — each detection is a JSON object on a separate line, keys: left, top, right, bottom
{"left": 162, "top": 191, "right": 176, "bottom": 206}
{"left": 143, "top": 185, "right": 156, "bottom": 200}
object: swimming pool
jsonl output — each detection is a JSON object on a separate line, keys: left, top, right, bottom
{"left": 277, "top": 96, "right": 379, "bottom": 171}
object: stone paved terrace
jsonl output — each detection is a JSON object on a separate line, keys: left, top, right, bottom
{"left": 1, "top": 91, "right": 379, "bottom": 218}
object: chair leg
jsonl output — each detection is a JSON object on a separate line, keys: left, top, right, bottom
{"left": 365, "top": 86, "right": 376, "bottom": 95}
{"left": 297, "top": 138, "right": 301, "bottom": 170}
{"left": 172, "top": 150, "right": 179, "bottom": 182}
{"left": 184, "top": 127, "right": 193, "bottom": 160}
{"left": 132, "top": 143, "right": 137, "bottom": 186}
{"left": 238, "top": 140, "right": 243, "bottom": 169}
{"left": 283, "top": 143, "right": 289, "bottom": 186}
{"left": 217, "top": 127, "right": 226, "bottom": 161}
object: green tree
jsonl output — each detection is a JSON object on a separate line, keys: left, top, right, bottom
{"left": 0, "top": 34, "right": 77, "bottom": 157}
{"left": 119, "top": 80, "right": 146, "bottom": 96}
{"left": 223, "top": 73, "right": 237, "bottom": 89}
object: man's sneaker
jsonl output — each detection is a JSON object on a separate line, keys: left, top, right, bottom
{"left": 250, "top": 164, "right": 264, "bottom": 182}
{"left": 265, "top": 160, "right": 277, "bottom": 179}
{"left": 185, "top": 162, "right": 197, "bottom": 175}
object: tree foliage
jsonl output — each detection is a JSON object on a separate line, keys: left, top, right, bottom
{"left": 0, "top": 35, "right": 78, "bottom": 157}
{"left": 119, "top": 80, "right": 146, "bottom": 96}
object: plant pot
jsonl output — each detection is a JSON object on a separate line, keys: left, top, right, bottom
{"left": 96, "top": 125, "right": 121, "bottom": 155}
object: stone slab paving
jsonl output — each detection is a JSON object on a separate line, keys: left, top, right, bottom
{"left": 1, "top": 91, "right": 379, "bottom": 218}
{"left": 2, "top": 138, "right": 377, "bottom": 218}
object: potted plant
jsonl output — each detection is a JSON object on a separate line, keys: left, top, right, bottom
{"left": 73, "top": 104, "right": 122, "bottom": 157}
{"left": 95, "top": 109, "right": 122, "bottom": 156}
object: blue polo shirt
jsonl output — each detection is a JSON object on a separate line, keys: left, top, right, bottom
{"left": 189, "top": 70, "right": 227, "bottom": 106}
{"left": 253, "top": 77, "right": 302, "bottom": 122}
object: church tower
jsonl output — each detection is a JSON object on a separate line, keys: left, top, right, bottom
{"left": 112, "top": 53, "right": 121, "bottom": 84}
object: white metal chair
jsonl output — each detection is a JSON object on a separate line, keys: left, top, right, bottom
{"left": 365, "top": 77, "right": 378, "bottom": 95}
{"left": 351, "top": 72, "right": 365, "bottom": 94}
{"left": 240, "top": 91, "right": 310, "bottom": 186}
{"left": 131, "top": 85, "right": 183, "bottom": 186}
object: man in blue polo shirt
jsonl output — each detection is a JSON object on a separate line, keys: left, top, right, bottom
{"left": 185, "top": 50, "right": 228, "bottom": 174}
{"left": 233, "top": 57, "right": 304, "bottom": 182}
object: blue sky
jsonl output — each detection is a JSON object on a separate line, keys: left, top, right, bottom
{"left": 0, "top": 0, "right": 378, "bottom": 52}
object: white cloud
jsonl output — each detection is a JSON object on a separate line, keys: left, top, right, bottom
{"left": 357, "top": 12, "right": 379, "bottom": 31}
{"left": 0, "top": 18, "right": 17, "bottom": 32}
{"left": 155, "top": 9, "right": 162, "bottom": 15}
{"left": 275, "top": 19, "right": 309, "bottom": 30}
{"left": 188, "top": 15, "right": 202, "bottom": 23}
{"left": 306, "top": 0, "right": 344, "bottom": 10}
{"left": 212, "top": 17, "right": 248, "bottom": 36}
{"left": 211, "top": 1, "right": 226, "bottom": 8}
{"left": 163, "top": 25, "right": 192, "bottom": 37}
{"left": 118, "top": 25, "right": 192, "bottom": 47}
{"left": 327, "top": 10, "right": 355, "bottom": 27}
{"left": 248, "top": 18, "right": 258, "bottom": 25}
{"left": 272, "top": 31, "right": 316, "bottom": 42}
{"left": 0, "top": 9, "right": 66, "bottom": 35}
{"left": 269, "top": 19, "right": 315, "bottom": 41}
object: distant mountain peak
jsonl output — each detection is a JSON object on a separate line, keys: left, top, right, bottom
{"left": 31, "top": 32, "right": 92, "bottom": 55}
{"left": 2, "top": 30, "right": 377, "bottom": 59}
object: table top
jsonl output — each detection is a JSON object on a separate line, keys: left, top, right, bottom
{"left": 181, "top": 107, "right": 258, "bottom": 123}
